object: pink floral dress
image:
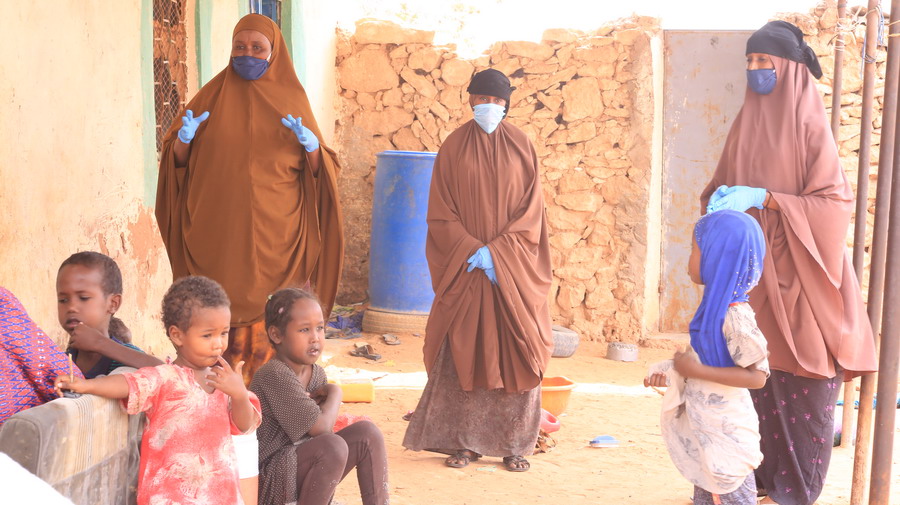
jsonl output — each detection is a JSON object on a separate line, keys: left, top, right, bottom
{"left": 122, "top": 364, "right": 261, "bottom": 505}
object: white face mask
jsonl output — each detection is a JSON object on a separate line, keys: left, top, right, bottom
{"left": 473, "top": 103, "right": 505, "bottom": 134}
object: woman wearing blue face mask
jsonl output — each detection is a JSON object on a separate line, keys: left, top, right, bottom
{"left": 156, "top": 14, "right": 344, "bottom": 390}
{"left": 403, "top": 69, "right": 553, "bottom": 473}
{"left": 701, "top": 20, "right": 876, "bottom": 505}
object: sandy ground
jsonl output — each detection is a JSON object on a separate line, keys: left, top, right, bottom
{"left": 319, "top": 332, "right": 899, "bottom": 505}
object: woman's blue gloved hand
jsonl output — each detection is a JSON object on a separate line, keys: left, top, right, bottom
{"left": 466, "top": 246, "right": 494, "bottom": 272}
{"left": 177, "top": 110, "right": 210, "bottom": 144}
{"left": 706, "top": 185, "right": 728, "bottom": 213}
{"left": 706, "top": 185, "right": 767, "bottom": 213}
{"left": 281, "top": 114, "right": 320, "bottom": 152}
{"left": 467, "top": 247, "right": 498, "bottom": 285}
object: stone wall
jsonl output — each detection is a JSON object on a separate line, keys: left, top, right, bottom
{"left": 333, "top": 1, "right": 887, "bottom": 343}
{"left": 334, "top": 17, "right": 659, "bottom": 343}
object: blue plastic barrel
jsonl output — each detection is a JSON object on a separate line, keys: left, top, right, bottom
{"left": 367, "top": 150, "right": 436, "bottom": 319}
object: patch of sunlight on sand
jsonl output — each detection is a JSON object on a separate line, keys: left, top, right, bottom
{"left": 323, "top": 368, "right": 661, "bottom": 396}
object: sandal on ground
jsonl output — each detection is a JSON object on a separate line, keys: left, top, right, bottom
{"left": 502, "top": 455, "right": 530, "bottom": 472}
{"left": 349, "top": 343, "right": 381, "bottom": 361}
{"left": 445, "top": 450, "right": 480, "bottom": 468}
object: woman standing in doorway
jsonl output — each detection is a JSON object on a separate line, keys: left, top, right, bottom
{"left": 156, "top": 14, "right": 343, "bottom": 385}
{"left": 702, "top": 21, "right": 877, "bottom": 505}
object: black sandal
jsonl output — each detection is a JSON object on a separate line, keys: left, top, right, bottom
{"left": 502, "top": 455, "right": 530, "bottom": 472}
{"left": 445, "top": 450, "right": 479, "bottom": 468}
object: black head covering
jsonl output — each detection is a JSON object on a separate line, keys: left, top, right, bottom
{"left": 746, "top": 20, "right": 823, "bottom": 79}
{"left": 467, "top": 68, "right": 516, "bottom": 116}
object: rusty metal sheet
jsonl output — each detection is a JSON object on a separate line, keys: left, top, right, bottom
{"left": 659, "top": 30, "right": 752, "bottom": 332}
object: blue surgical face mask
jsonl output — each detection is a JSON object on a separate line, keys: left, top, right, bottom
{"left": 747, "top": 68, "right": 776, "bottom": 95}
{"left": 473, "top": 103, "right": 505, "bottom": 134}
{"left": 232, "top": 55, "right": 270, "bottom": 81}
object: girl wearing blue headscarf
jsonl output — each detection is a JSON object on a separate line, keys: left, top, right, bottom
{"left": 645, "top": 210, "right": 770, "bottom": 505}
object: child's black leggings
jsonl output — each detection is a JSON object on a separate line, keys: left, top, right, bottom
{"left": 294, "top": 420, "right": 389, "bottom": 505}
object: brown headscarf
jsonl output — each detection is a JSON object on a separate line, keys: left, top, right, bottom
{"left": 701, "top": 55, "right": 877, "bottom": 379}
{"left": 155, "top": 14, "right": 343, "bottom": 326}
{"left": 424, "top": 120, "right": 553, "bottom": 393}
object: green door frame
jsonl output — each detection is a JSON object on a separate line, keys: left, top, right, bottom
{"left": 140, "top": 0, "right": 156, "bottom": 205}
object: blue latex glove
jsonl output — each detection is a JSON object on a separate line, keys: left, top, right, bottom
{"left": 281, "top": 114, "right": 320, "bottom": 152}
{"left": 484, "top": 267, "right": 498, "bottom": 285}
{"left": 706, "top": 185, "right": 729, "bottom": 214}
{"left": 706, "top": 185, "right": 767, "bottom": 213}
{"left": 177, "top": 110, "right": 210, "bottom": 144}
{"left": 466, "top": 246, "right": 494, "bottom": 272}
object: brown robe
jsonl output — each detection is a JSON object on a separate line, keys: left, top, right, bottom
{"left": 155, "top": 14, "right": 343, "bottom": 331}
{"left": 423, "top": 120, "right": 553, "bottom": 394}
{"left": 701, "top": 55, "right": 876, "bottom": 380}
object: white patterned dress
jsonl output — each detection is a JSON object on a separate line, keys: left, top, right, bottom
{"left": 650, "top": 303, "right": 769, "bottom": 496}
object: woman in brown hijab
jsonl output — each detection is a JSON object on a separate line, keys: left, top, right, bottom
{"left": 156, "top": 14, "right": 343, "bottom": 384}
{"left": 402, "top": 69, "right": 553, "bottom": 473}
{"left": 701, "top": 21, "right": 876, "bottom": 505}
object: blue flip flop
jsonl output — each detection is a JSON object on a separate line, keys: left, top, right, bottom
{"left": 589, "top": 435, "right": 620, "bottom": 448}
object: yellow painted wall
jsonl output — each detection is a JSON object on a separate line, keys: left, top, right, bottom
{"left": 0, "top": 1, "right": 174, "bottom": 358}
{"left": 0, "top": 0, "right": 334, "bottom": 361}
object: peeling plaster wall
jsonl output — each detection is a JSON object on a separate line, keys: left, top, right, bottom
{"left": 1, "top": 2, "right": 173, "bottom": 357}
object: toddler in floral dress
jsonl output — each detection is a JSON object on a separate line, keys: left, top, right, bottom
{"left": 55, "top": 276, "right": 261, "bottom": 505}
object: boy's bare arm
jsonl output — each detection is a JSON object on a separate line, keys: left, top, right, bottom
{"left": 96, "top": 340, "right": 164, "bottom": 369}
{"left": 69, "top": 323, "right": 163, "bottom": 369}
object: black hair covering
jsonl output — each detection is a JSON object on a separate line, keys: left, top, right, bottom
{"left": 467, "top": 68, "right": 516, "bottom": 115}
{"left": 746, "top": 20, "right": 823, "bottom": 79}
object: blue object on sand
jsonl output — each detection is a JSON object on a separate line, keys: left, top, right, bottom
{"left": 589, "top": 435, "right": 620, "bottom": 448}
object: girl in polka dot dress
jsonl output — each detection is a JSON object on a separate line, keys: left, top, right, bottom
{"left": 250, "top": 288, "right": 389, "bottom": 505}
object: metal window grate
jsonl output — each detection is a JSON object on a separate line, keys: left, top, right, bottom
{"left": 250, "top": 0, "right": 282, "bottom": 26}
{"left": 153, "top": 0, "right": 188, "bottom": 153}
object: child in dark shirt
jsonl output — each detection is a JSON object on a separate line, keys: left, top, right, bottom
{"left": 57, "top": 252, "right": 161, "bottom": 377}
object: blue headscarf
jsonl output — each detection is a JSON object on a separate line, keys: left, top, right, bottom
{"left": 689, "top": 210, "right": 766, "bottom": 367}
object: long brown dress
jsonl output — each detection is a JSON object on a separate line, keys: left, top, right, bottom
{"left": 155, "top": 14, "right": 343, "bottom": 382}
{"left": 700, "top": 55, "right": 877, "bottom": 505}
{"left": 403, "top": 119, "right": 553, "bottom": 458}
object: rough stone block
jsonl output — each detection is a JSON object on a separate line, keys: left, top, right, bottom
{"left": 614, "top": 29, "right": 643, "bottom": 45}
{"left": 440, "top": 59, "right": 474, "bottom": 87}
{"left": 391, "top": 127, "right": 425, "bottom": 151}
{"left": 542, "top": 28, "right": 583, "bottom": 44}
{"left": 339, "top": 48, "right": 398, "bottom": 93}
{"left": 505, "top": 41, "right": 555, "bottom": 61}
{"left": 558, "top": 170, "right": 595, "bottom": 193}
{"left": 408, "top": 47, "right": 443, "bottom": 72}
{"left": 354, "top": 106, "right": 414, "bottom": 135}
{"left": 353, "top": 19, "right": 434, "bottom": 44}
{"left": 400, "top": 68, "right": 438, "bottom": 99}
{"left": 566, "top": 122, "right": 598, "bottom": 143}
{"left": 555, "top": 191, "right": 602, "bottom": 212}
{"left": 562, "top": 77, "right": 604, "bottom": 122}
